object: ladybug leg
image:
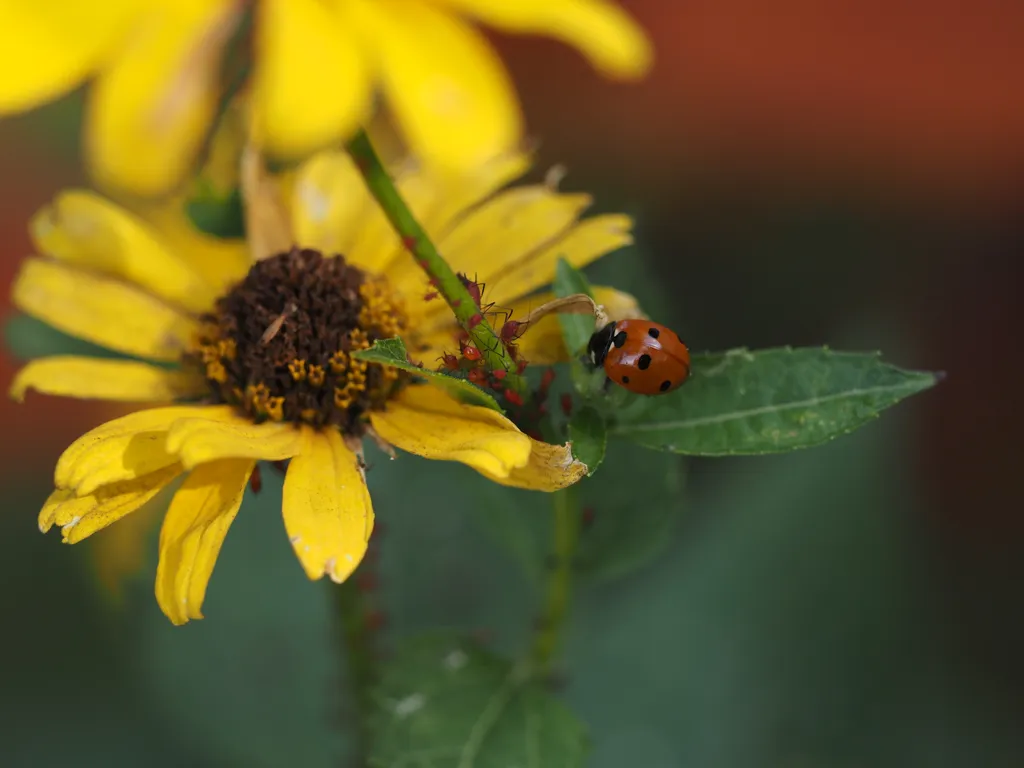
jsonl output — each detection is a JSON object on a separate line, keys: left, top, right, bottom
{"left": 602, "top": 376, "right": 613, "bottom": 393}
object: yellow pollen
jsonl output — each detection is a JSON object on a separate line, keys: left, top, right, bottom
{"left": 218, "top": 338, "right": 237, "bottom": 360}
{"left": 359, "top": 277, "right": 408, "bottom": 340}
{"left": 308, "top": 364, "right": 325, "bottom": 387}
{"left": 199, "top": 344, "right": 220, "bottom": 364}
{"left": 265, "top": 396, "right": 285, "bottom": 421}
{"left": 206, "top": 359, "right": 228, "bottom": 383}
{"left": 246, "top": 383, "right": 270, "bottom": 413}
{"left": 349, "top": 327, "right": 369, "bottom": 351}
{"left": 288, "top": 358, "right": 307, "bottom": 381}
{"left": 329, "top": 350, "right": 348, "bottom": 374}
{"left": 334, "top": 387, "right": 353, "bottom": 410}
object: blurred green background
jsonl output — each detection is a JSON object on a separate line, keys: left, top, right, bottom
{"left": 2, "top": 1, "right": 1022, "bottom": 765}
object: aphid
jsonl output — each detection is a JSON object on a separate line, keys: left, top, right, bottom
{"left": 467, "top": 312, "right": 483, "bottom": 329}
{"left": 588, "top": 319, "right": 691, "bottom": 395}
{"left": 461, "top": 342, "right": 482, "bottom": 362}
{"left": 467, "top": 368, "right": 488, "bottom": 386}
{"left": 438, "top": 352, "right": 460, "bottom": 371}
{"left": 505, "top": 389, "right": 524, "bottom": 406}
{"left": 500, "top": 319, "right": 522, "bottom": 344}
{"left": 457, "top": 272, "right": 484, "bottom": 308}
{"left": 424, "top": 290, "right": 439, "bottom": 302}
{"left": 539, "top": 368, "right": 556, "bottom": 395}
{"left": 560, "top": 393, "right": 573, "bottom": 417}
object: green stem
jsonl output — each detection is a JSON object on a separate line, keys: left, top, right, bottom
{"left": 345, "top": 129, "right": 526, "bottom": 395}
{"left": 331, "top": 578, "right": 375, "bottom": 765}
{"left": 530, "top": 485, "right": 582, "bottom": 674}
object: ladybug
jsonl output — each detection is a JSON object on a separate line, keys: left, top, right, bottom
{"left": 587, "top": 319, "right": 691, "bottom": 395}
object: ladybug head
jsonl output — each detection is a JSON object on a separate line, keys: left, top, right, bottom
{"left": 587, "top": 321, "right": 617, "bottom": 367}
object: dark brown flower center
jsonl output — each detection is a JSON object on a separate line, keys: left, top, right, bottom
{"left": 186, "top": 248, "right": 408, "bottom": 434}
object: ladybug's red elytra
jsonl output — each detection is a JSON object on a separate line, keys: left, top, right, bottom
{"left": 587, "top": 319, "right": 691, "bottom": 395}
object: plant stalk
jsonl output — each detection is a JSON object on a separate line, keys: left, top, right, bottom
{"left": 331, "top": 578, "right": 375, "bottom": 766}
{"left": 530, "top": 485, "right": 582, "bottom": 674}
{"left": 345, "top": 129, "right": 526, "bottom": 395}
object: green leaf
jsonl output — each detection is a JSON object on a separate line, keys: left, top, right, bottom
{"left": 554, "top": 258, "right": 596, "bottom": 357}
{"left": 574, "top": 442, "right": 685, "bottom": 584}
{"left": 353, "top": 337, "right": 503, "bottom": 413}
{"left": 608, "top": 346, "right": 940, "bottom": 455}
{"left": 569, "top": 405, "right": 606, "bottom": 475}
{"left": 367, "top": 633, "right": 588, "bottom": 768}
{"left": 4, "top": 313, "right": 119, "bottom": 361}
{"left": 185, "top": 186, "right": 246, "bottom": 239}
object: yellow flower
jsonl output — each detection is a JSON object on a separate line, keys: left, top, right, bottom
{"left": 0, "top": 0, "right": 652, "bottom": 196}
{"left": 10, "top": 149, "right": 641, "bottom": 624}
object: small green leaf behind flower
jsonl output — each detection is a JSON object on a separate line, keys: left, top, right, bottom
{"left": 4, "top": 313, "right": 121, "bottom": 361}
{"left": 554, "top": 258, "right": 598, "bottom": 358}
{"left": 610, "top": 346, "right": 941, "bottom": 455}
{"left": 569, "top": 405, "right": 606, "bottom": 476}
{"left": 367, "top": 632, "right": 588, "bottom": 768}
{"left": 354, "top": 337, "right": 504, "bottom": 413}
{"left": 185, "top": 184, "right": 246, "bottom": 240}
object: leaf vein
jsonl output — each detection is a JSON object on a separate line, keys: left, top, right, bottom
{"left": 609, "top": 383, "right": 923, "bottom": 435}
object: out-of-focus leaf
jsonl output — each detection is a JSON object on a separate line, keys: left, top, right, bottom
{"left": 554, "top": 258, "right": 597, "bottom": 357}
{"left": 4, "top": 313, "right": 119, "bottom": 361}
{"left": 609, "top": 347, "right": 940, "bottom": 455}
{"left": 574, "top": 442, "right": 685, "bottom": 584}
{"left": 569, "top": 405, "right": 606, "bottom": 475}
{"left": 354, "top": 337, "right": 503, "bottom": 412}
{"left": 367, "top": 632, "right": 587, "bottom": 768}
{"left": 185, "top": 186, "right": 245, "bottom": 240}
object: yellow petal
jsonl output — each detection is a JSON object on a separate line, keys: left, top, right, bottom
{"left": 240, "top": 145, "right": 294, "bottom": 262}
{"left": 290, "top": 151, "right": 370, "bottom": 259}
{"left": 155, "top": 458, "right": 253, "bottom": 624}
{"left": 369, "top": 383, "right": 530, "bottom": 479}
{"left": 486, "top": 214, "right": 634, "bottom": 306}
{"left": 85, "top": 1, "right": 238, "bottom": 196}
{"left": 282, "top": 427, "right": 374, "bottom": 583}
{"left": 40, "top": 488, "right": 79, "bottom": 534}
{"left": 30, "top": 190, "right": 217, "bottom": 312}
{"left": 251, "top": 0, "right": 371, "bottom": 161}
{"left": 345, "top": 160, "right": 442, "bottom": 273}
{"left": 477, "top": 437, "right": 587, "bottom": 491}
{"left": 422, "top": 151, "right": 533, "bottom": 243}
{"left": 358, "top": 0, "right": 522, "bottom": 172}
{"left": 0, "top": 0, "right": 139, "bottom": 113}
{"left": 166, "top": 412, "right": 304, "bottom": 470}
{"left": 392, "top": 185, "right": 592, "bottom": 303}
{"left": 438, "top": 0, "right": 653, "bottom": 78}
{"left": 130, "top": 199, "right": 252, "bottom": 295}
{"left": 10, "top": 356, "right": 206, "bottom": 403}
{"left": 13, "top": 258, "right": 199, "bottom": 362}
{"left": 502, "top": 286, "right": 642, "bottom": 364}
{"left": 48, "top": 465, "right": 182, "bottom": 544}
{"left": 55, "top": 405, "right": 227, "bottom": 496}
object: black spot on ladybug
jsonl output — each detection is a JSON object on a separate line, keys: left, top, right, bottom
{"left": 648, "top": 327, "right": 660, "bottom": 338}
{"left": 660, "top": 380, "right": 672, "bottom": 392}
{"left": 638, "top": 354, "right": 652, "bottom": 370}
{"left": 622, "top": 375, "right": 630, "bottom": 384}
{"left": 612, "top": 331, "right": 627, "bottom": 348}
